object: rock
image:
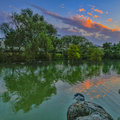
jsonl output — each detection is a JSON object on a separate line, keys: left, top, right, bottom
{"left": 118, "top": 89, "right": 120, "bottom": 94}
{"left": 67, "top": 101, "right": 113, "bottom": 120}
{"left": 118, "top": 117, "right": 120, "bottom": 120}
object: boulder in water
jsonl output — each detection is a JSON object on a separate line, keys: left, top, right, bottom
{"left": 67, "top": 101, "right": 113, "bottom": 120}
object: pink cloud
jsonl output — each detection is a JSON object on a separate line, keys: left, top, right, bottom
{"left": 93, "top": 15, "right": 100, "bottom": 18}
{"left": 87, "top": 12, "right": 92, "bottom": 16}
{"left": 78, "top": 8, "right": 85, "bottom": 12}
{"left": 112, "top": 25, "right": 120, "bottom": 32}
{"left": 106, "top": 18, "right": 112, "bottom": 22}
{"left": 91, "top": 7, "right": 103, "bottom": 14}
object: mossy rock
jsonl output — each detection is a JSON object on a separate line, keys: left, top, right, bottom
{"left": 67, "top": 101, "right": 113, "bottom": 120}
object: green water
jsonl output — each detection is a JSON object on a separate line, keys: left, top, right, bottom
{"left": 0, "top": 60, "right": 120, "bottom": 120}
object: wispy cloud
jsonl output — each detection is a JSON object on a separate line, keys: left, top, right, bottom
{"left": 91, "top": 7, "right": 103, "bottom": 14}
{"left": 78, "top": 8, "right": 85, "bottom": 12}
{"left": 114, "top": 21, "right": 117, "bottom": 23}
{"left": 9, "top": 5, "right": 19, "bottom": 10}
{"left": 87, "top": 12, "right": 92, "bottom": 16}
{"left": 56, "top": 26, "right": 110, "bottom": 40}
{"left": 106, "top": 18, "right": 112, "bottom": 22}
{"left": 93, "top": 15, "right": 100, "bottom": 18}
{"left": 88, "top": 5, "right": 95, "bottom": 8}
{"left": 60, "top": 4, "right": 64, "bottom": 8}
{"left": 69, "top": 28, "right": 77, "bottom": 33}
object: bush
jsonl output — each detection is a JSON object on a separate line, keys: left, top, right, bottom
{"left": 55, "top": 53, "right": 64, "bottom": 59}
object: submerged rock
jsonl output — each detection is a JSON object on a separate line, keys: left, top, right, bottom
{"left": 67, "top": 101, "right": 113, "bottom": 120}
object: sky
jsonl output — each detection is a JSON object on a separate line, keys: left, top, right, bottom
{"left": 0, "top": 0, "right": 120, "bottom": 45}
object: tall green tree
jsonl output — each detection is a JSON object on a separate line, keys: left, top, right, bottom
{"left": 0, "top": 8, "right": 57, "bottom": 62}
{"left": 68, "top": 44, "right": 81, "bottom": 64}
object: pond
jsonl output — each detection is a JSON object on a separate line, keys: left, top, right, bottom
{"left": 0, "top": 60, "right": 120, "bottom": 120}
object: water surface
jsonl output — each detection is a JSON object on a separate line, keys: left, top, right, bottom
{"left": 0, "top": 60, "right": 120, "bottom": 120}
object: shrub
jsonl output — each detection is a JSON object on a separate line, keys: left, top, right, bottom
{"left": 55, "top": 53, "right": 64, "bottom": 58}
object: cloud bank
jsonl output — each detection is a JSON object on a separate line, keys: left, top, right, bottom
{"left": 25, "top": 2, "right": 120, "bottom": 44}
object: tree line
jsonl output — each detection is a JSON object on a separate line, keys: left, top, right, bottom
{"left": 0, "top": 8, "right": 118, "bottom": 63}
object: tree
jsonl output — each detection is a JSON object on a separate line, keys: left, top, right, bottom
{"left": 0, "top": 12, "right": 26, "bottom": 50}
{"left": 0, "top": 8, "right": 57, "bottom": 62}
{"left": 61, "top": 35, "right": 72, "bottom": 49}
{"left": 88, "top": 47, "right": 104, "bottom": 62}
{"left": 71, "top": 35, "right": 88, "bottom": 45}
{"left": 68, "top": 44, "right": 81, "bottom": 64}
{"left": 61, "top": 35, "right": 90, "bottom": 49}
{"left": 50, "top": 36, "right": 63, "bottom": 59}
{"left": 18, "top": 8, "right": 55, "bottom": 61}
{"left": 102, "top": 42, "right": 111, "bottom": 50}
{"left": 102, "top": 42, "right": 113, "bottom": 58}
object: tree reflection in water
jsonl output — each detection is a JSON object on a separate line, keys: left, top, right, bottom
{"left": 0, "top": 59, "right": 120, "bottom": 113}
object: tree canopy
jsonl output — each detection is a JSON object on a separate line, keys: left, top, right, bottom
{"left": 0, "top": 8, "right": 57, "bottom": 62}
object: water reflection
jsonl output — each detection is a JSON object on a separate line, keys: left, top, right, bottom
{"left": 69, "top": 76, "right": 120, "bottom": 100}
{"left": 0, "top": 60, "right": 120, "bottom": 117}
{"left": 0, "top": 65, "right": 57, "bottom": 113}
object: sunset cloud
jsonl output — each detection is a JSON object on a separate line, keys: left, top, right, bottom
{"left": 91, "top": 7, "right": 103, "bottom": 14}
{"left": 78, "top": 8, "right": 85, "bottom": 12}
{"left": 25, "top": 2, "right": 120, "bottom": 44}
{"left": 93, "top": 15, "right": 100, "bottom": 18}
{"left": 87, "top": 12, "right": 92, "bottom": 16}
{"left": 112, "top": 25, "right": 120, "bottom": 31}
{"left": 74, "top": 14, "right": 81, "bottom": 19}
{"left": 69, "top": 29, "right": 77, "bottom": 33}
{"left": 114, "top": 21, "right": 117, "bottom": 23}
{"left": 106, "top": 12, "right": 108, "bottom": 14}
{"left": 106, "top": 18, "right": 112, "bottom": 22}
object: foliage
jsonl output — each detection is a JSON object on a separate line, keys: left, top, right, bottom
{"left": 50, "top": 36, "right": 63, "bottom": 59}
{"left": 102, "top": 42, "right": 120, "bottom": 59}
{"left": 55, "top": 53, "right": 64, "bottom": 59}
{"left": 68, "top": 44, "right": 81, "bottom": 62}
{"left": 0, "top": 8, "right": 57, "bottom": 62}
{"left": 61, "top": 35, "right": 90, "bottom": 49}
{"left": 103, "top": 42, "right": 111, "bottom": 50}
{"left": 87, "top": 47, "right": 104, "bottom": 62}
{"left": 0, "top": 48, "right": 3, "bottom": 62}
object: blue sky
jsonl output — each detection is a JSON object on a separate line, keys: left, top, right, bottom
{"left": 0, "top": 0, "right": 120, "bottom": 45}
